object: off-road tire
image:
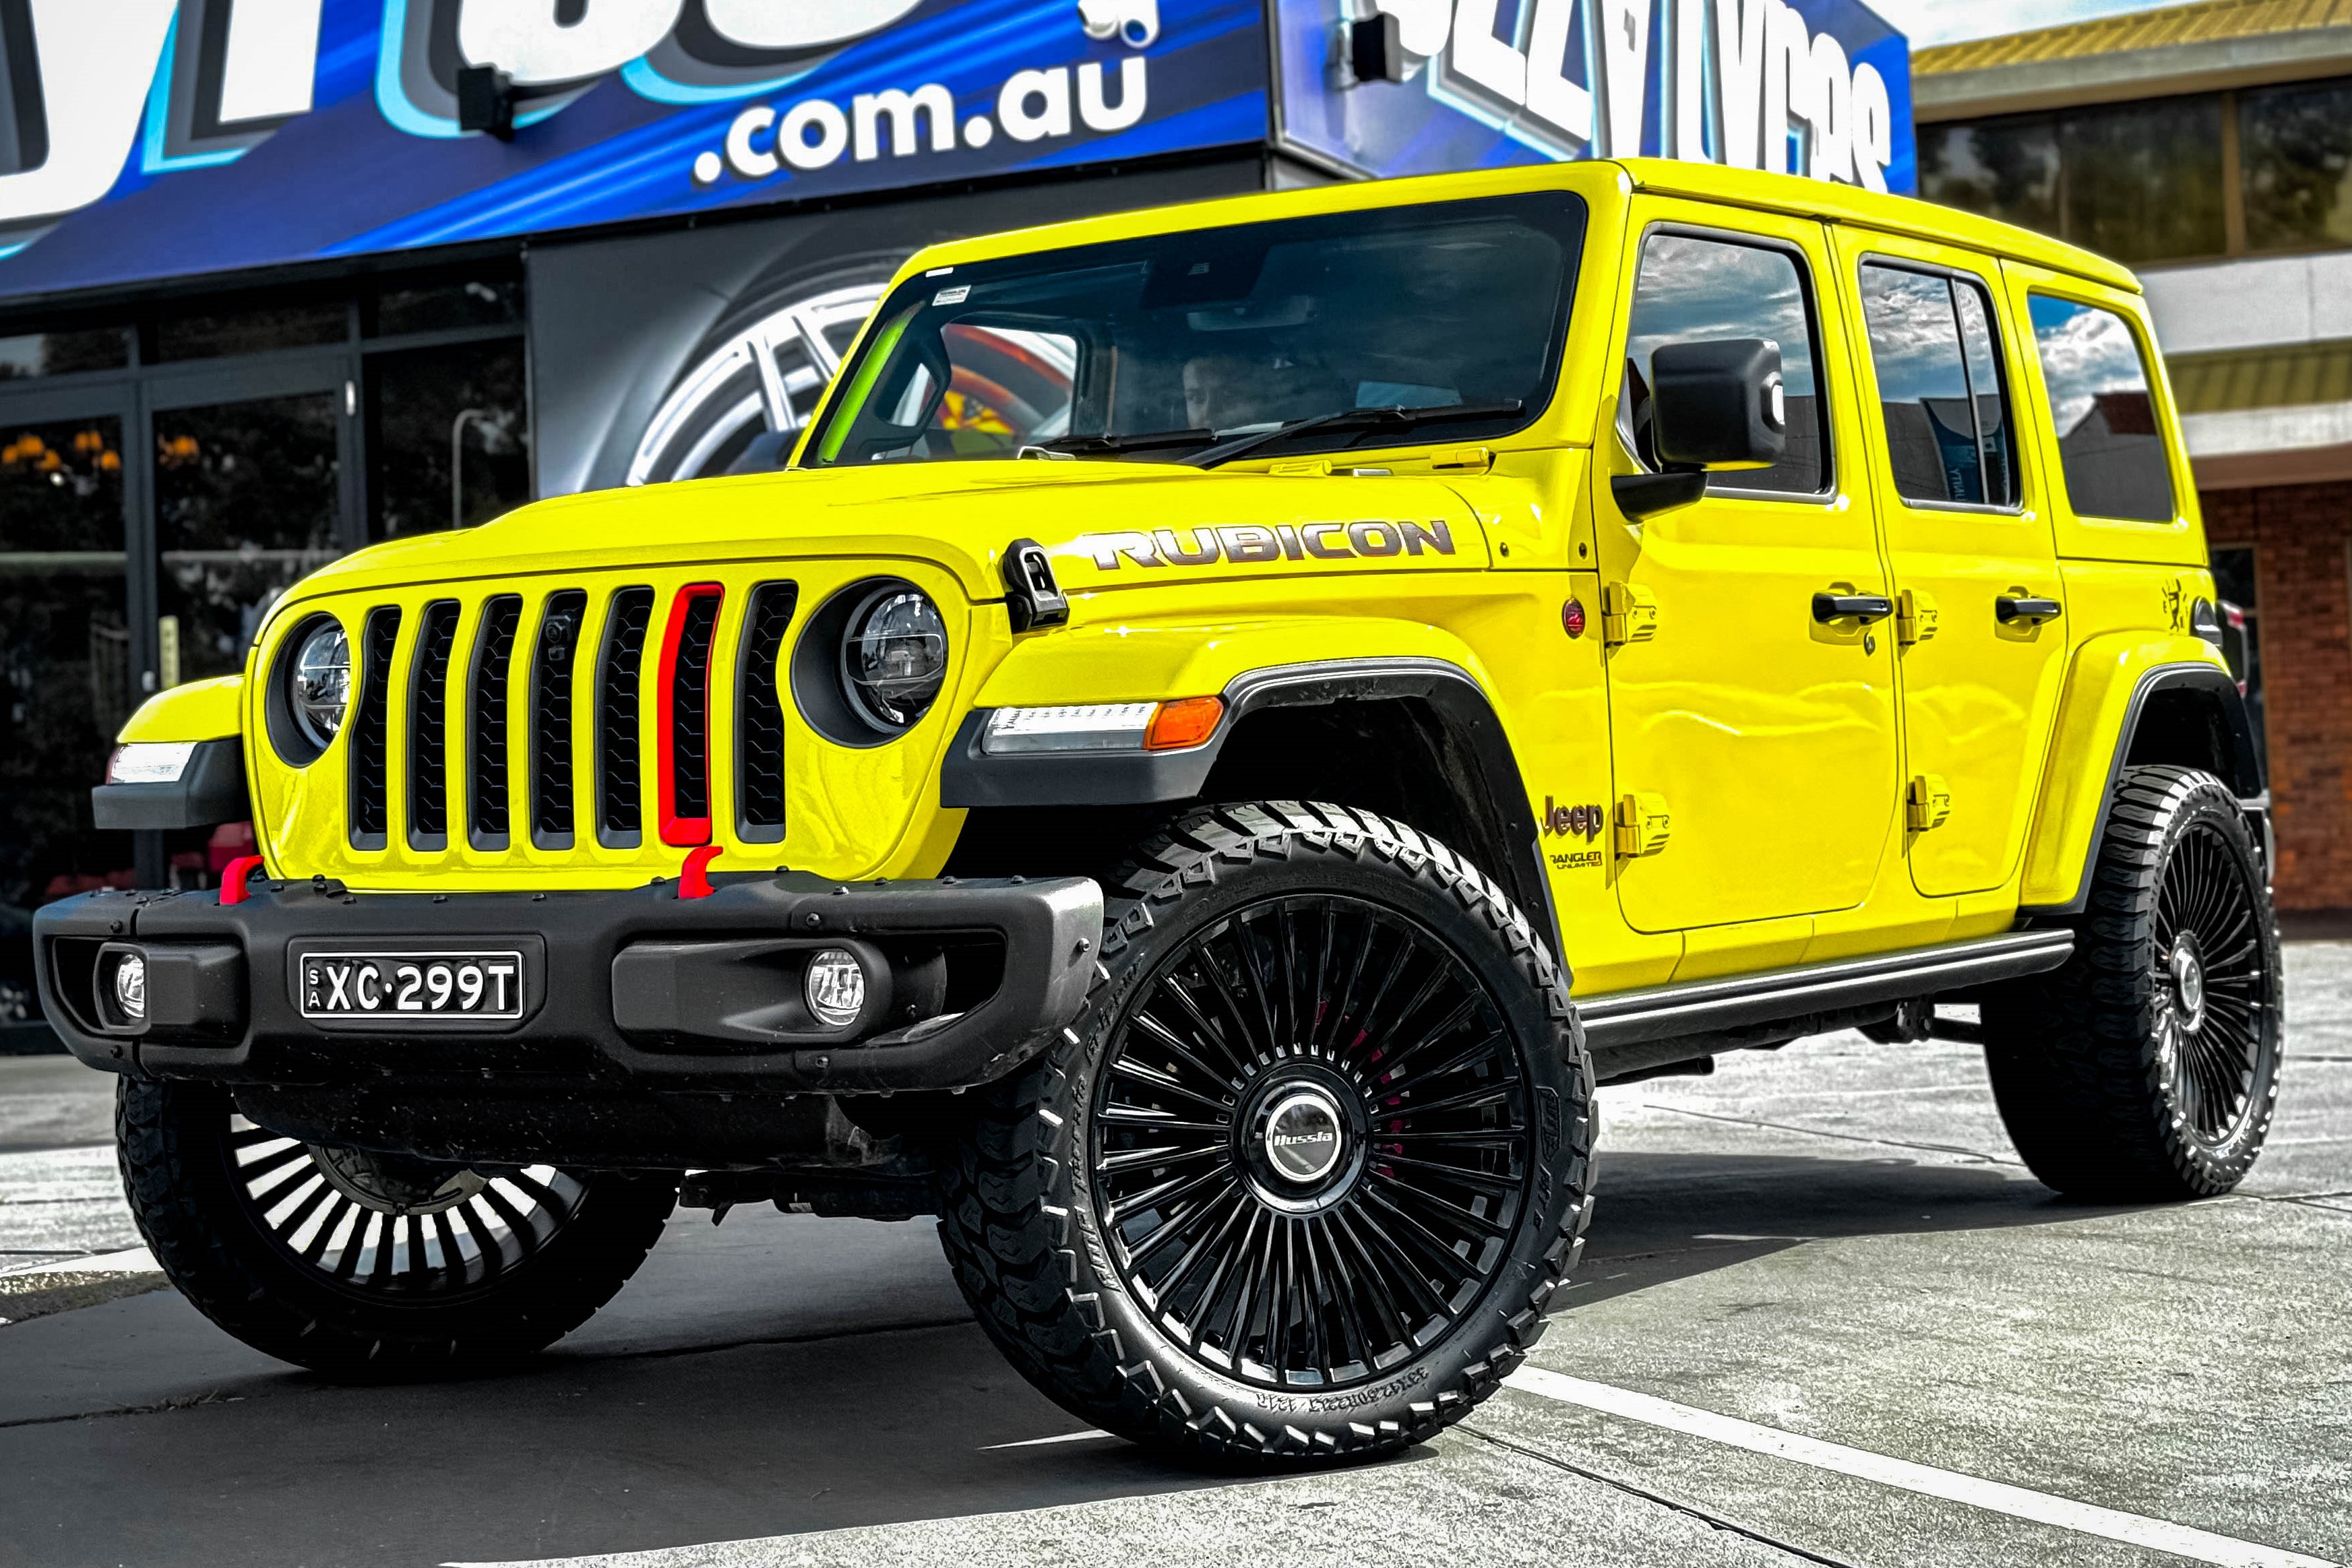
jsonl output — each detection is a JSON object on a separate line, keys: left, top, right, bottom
{"left": 937, "top": 802, "right": 1595, "bottom": 1466}
{"left": 1984, "top": 765, "right": 2283, "bottom": 1200}
{"left": 118, "top": 1077, "right": 677, "bottom": 1375}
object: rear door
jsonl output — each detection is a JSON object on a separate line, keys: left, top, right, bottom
{"left": 1834, "top": 230, "right": 2066, "bottom": 898}
{"left": 1596, "top": 204, "right": 1900, "bottom": 934}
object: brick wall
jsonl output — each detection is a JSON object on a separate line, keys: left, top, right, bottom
{"left": 2201, "top": 480, "right": 2352, "bottom": 912}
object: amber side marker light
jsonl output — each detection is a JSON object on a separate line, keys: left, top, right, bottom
{"left": 1145, "top": 696, "right": 1224, "bottom": 751}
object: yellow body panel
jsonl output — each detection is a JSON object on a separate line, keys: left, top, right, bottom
{"left": 121, "top": 675, "right": 244, "bottom": 742}
{"left": 1830, "top": 225, "right": 2072, "bottom": 900}
{"left": 209, "top": 160, "right": 2228, "bottom": 1000}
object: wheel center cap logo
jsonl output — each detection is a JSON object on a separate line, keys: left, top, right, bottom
{"left": 1264, "top": 1089, "right": 1344, "bottom": 1184}
{"left": 2172, "top": 941, "right": 2206, "bottom": 1025}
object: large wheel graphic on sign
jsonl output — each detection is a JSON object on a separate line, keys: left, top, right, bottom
{"left": 628, "top": 255, "right": 1082, "bottom": 483}
{"left": 628, "top": 257, "right": 902, "bottom": 485}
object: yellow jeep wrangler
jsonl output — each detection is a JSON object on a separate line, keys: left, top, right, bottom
{"left": 38, "top": 159, "right": 2277, "bottom": 1465}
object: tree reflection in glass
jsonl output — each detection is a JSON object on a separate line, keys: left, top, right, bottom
{"left": 154, "top": 392, "right": 342, "bottom": 682}
{"left": 0, "top": 418, "right": 131, "bottom": 1015}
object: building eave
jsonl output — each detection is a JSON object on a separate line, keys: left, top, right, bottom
{"left": 1918, "top": 22, "right": 2352, "bottom": 121}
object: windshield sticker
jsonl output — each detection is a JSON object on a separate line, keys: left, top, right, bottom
{"left": 1079, "top": 520, "right": 1456, "bottom": 570}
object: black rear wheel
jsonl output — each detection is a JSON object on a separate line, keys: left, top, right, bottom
{"left": 1985, "top": 765, "right": 2283, "bottom": 1199}
{"left": 938, "top": 803, "right": 1594, "bottom": 1465}
{"left": 119, "top": 1078, "right": 676, "bottom": 1375}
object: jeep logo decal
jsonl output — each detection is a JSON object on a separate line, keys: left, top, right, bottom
{"left": 1078, "top": 520, "right": 1456, "bottom": 571}
{"left": 1543, "top": 797, "right": 1605, "bottom": 841}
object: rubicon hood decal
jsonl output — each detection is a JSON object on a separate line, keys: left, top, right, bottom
{"left": 1081, "top": 520, "right": 1457, "bottom": 570}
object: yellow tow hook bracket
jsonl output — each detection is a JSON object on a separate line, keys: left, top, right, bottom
{"left": 1615, "top": 792, "right": 1672, "bottom": 857}
{"left": 1907, "top": 774, "right": 1952, "bottom": 833}
{"left": 1602, "top": 582, "right": 1659, "bottom": 647}
{"left": 1896, "top": 588, "right": 1938, "bottom": 646}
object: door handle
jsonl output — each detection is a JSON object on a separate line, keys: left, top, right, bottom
{"left": 1812, "top": 592, "right": 1895, "bottom": 624}
{"left": 1995, "top": 596, "right": 2062, "bottom": 625}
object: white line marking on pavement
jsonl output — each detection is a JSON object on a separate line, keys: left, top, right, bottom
{"left": 980, "top": 1428, "right": 1114, "bottom": 1449}
{"left": 1, "top": 1247, "right": 158, "bottom": 1277}
{"left": 1505, "top": 1367, "right": 2339, "bottom": 1568}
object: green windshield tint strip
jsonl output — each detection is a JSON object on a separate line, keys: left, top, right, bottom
{"left": 816, "top": 308, "right": 917, "bottom": 464}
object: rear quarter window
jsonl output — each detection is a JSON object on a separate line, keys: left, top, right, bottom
{"left": 2026, "top": 294, "right": 2175, "bottom": 522}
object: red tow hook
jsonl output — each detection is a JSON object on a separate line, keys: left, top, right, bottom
{"left": 219, "top": 854, "right": 266, "bottom": 906}
{"left": 679, "top": 844, "right": 722, "bottom": 900}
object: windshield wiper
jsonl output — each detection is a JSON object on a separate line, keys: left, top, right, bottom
{"left": 1035, "top": 427, "right": 1215, "bottom": 456}
{"left": 1183, "top": 400, "right": 1526, "bottom": 470}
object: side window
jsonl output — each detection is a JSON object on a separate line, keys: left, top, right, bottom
{"left": 1857, "top": 263, "right": 2018, "bottom": 508}
{"left": 2026, "top": 295, "right": 2175, "bottom": 522}
{"left": 1622, "top": 233, "right": 1827, "bottom": 495}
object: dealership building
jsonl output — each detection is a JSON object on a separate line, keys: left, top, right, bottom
{"left": 1915, "top": 0, "right": 2352, "bottom": 913}
{"left": 0, "top": 0, "right": 1913, "bottom": 1030}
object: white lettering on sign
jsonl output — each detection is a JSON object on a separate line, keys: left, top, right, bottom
{"left": 457, "top": 0, "right": 684, "bottom": 89}
{"left": 0, "top": 0, "right": 177, "bottom": 234}
{"left": 1391, "top": 0, "right": 1895, "bottom": 189}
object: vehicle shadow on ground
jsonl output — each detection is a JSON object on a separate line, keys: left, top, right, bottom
{"left": 0, "top": 1151, "right": 2138, "bottom": 1568}
{"left": 1568, "top": 1148, "right": 2150, "bottom": 1310}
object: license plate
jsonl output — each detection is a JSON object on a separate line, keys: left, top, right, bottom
{"left": 298, "top": 951, "right": 526, "bottom": 1022}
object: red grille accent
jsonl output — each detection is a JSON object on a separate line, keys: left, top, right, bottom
{"left": 656, "top": 582, "right": 724, "bottom": 847}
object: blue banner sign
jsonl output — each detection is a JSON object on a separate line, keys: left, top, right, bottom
{"left": 1275, "top": 0, "right": 1913, "bottom": 193}
{"left": 0, "top": 0, "right": 1266, "bottom": 301}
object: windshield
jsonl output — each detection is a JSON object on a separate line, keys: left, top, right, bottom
{"left": 801, "top": 193, "right": 1586, "bottom": 469}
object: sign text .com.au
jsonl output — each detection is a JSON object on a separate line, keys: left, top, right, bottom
{"left": 692, "top": 61, "right": 1149, "bottom": 186}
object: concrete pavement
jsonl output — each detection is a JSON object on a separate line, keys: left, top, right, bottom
{"left": 3, "top": 948, "right": 2348, "bottom": 1568}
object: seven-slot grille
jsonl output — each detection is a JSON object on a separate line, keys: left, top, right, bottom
{"left": 337, "top": 582, "right": 797, "bottom": 856}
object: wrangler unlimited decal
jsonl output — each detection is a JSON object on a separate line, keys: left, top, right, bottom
{"left": 1079, "top": 520, "right": 1457, "bottom": 571}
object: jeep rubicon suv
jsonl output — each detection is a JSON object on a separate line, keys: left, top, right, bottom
{"left": 37, "top": 160, "right": 2279, "bottom": 1466}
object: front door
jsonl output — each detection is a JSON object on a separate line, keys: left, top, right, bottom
{"left": 1598, "top": 210, "right": 1900, "bottom": 934}
{"left": 1836, "top": 234, "right": 2066, "bottom": 898}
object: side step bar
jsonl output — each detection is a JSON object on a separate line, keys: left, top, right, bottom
{"left": 1577, "top": 929, "right": 2076, "bottom": 1050}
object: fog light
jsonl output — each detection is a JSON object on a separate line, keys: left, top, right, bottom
{"left": 805, "top": 949, "right": 865, "bottom": 1028}
{"left": 112, "top": 953, "right": 148, "bottom": 1022}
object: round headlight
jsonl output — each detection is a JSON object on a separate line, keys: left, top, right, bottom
{"left": 805, "top": 949, "right": 867, "bottom": 1028}
{"left": 840, "top": 587, "right": 946, "bottom": 731}
{"left": 290, "top": 621, "right": 351, "bottom": 750}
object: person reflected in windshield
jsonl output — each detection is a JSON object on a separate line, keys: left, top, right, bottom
{"left": 1181, "top": 353, "right": 1349, "bottom": 436}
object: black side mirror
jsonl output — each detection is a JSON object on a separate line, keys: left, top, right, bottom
{"left": 1611, "top": 338, "right": 1787, "bottom": 520}
{"left": 1650, "top": 337, "right": 1787, "bottom": 468}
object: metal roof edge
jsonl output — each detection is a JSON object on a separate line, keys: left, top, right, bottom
{"left": 1615, "top": 158, "right": 2140, "bottom": 292}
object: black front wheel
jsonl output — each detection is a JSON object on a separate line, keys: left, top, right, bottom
{"left": 938, "top": 803, "right": 1595, "bottom": 1465}
{"left": 119, "top": 1078, "right": 677, "bottom": 1375}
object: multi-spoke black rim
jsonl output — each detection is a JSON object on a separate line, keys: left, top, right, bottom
{"left": 1090, "top": 894, "right": 1531, "bottom": 1390}
{"left": 2153, "top": 822, "right": 2272, "bottom": 1144}
{"left": 227, "top": 1113, "right": 588, "bottom": 1296}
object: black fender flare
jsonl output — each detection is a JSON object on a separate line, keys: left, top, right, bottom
{"left": 940, "top": 656, "right": 1563, "bottom": 960}
{"left": 2021, "top": 662, "right": 2267, "bottom": 920}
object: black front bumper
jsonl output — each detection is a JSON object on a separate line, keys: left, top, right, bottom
{"left": 34, "top": 872, "right": 1103, "bottom": 1098}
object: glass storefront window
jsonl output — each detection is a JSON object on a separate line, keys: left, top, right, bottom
{"left": 0, "top": 328, "right": 130, "bottom": 380}
{"left": 371, "top": 274, "right": 526, "bottom": 338}
{"left": 368, "top": 340, "right": 530, "bottom": 538}
{"left": 0, "top": 416, "right": 130, "bottom": 1020}
{"left": 154, "top": 393, "right": 343, "bottom": 681}
{"left": 2059, "top": 98, "right": 2225, "bottom": 263}
{"left": 154, "top": 299, "right": 348, "bottom": 363}
{"left": 2240, "top": 78, "right": 2352, "bottom": 251}
{"left": 1918, "top": 119, "right": 2060, "bottom": 235}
